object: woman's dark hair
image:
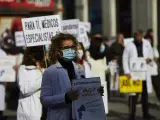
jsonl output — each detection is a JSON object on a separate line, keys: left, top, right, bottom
{"left": 22, "top": 46, "right": 45, "bottom": 67}
{"left": 89, "top": 37, "right": 105, "bottom": 60}
{"left": 49, "top": 33, "right": 78, "bottom": 64}
{"left": 144, "top": 29, "right": 153, "bottom": 46}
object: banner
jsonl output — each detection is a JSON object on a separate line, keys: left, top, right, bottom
{"left": 61, "top": 19, "right": 79, "bottom": 39}
{"left": 72, "top": 77, "right": 106, "bottom": 120}
{"left": 78, "top": 23, "right": 90, "bottom": 49}
{"left": 130, "top": 58, "right": 147, "bottom": 80}
{"left": 15, "top": 31, "right": 26, "bottom": 47}
{"left": 119, "top": 76, "right": 142, "bottom": 93}
{"left": 22, "top": 15, "right": 61, "bottom": 47}
{"left": 0, "top": 56, "right": 16, "bottom": 82}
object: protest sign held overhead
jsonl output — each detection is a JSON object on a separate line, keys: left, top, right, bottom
{"left": 61, "top": 19, "right": 79, "bottom": 39}
{"left": 79, "top": 23, "right": 90, "bottom": 49}
{"left": 81, "top": 22, "right": 91, "bottom": 33}
{"left": 15, "top": 31, "right": 26, "bottom": 47}
{"left": 72, "top": 77, "right": 106, "bottom": 120}
{"left": 22, "top": 15, "right": 61, "bottom": 47}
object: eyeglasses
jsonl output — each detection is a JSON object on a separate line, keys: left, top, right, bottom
{"left": 60, "top": 45, "right": 76, "bottom": 50}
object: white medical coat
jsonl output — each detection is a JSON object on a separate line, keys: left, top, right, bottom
{"left": 17, "top": 65, "right": 43, "bottom": 120}
{"left": 0, "top": 48, "right": 6, "bottom": 111}
{"left": 123, "top": 39, "right": 153, "bottom": 93}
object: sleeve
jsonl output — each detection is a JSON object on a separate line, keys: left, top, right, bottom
{"left": 148, "top": 42, "right": 154, "bottom": 60}
{"left": 40, "top": 70, "right": 67, "bottom": 108}
{"left": 18, "top": 68, "right": 42, "bottom": 97}
{"left": 122, "top": 46, "right": 130, "bottom": 74}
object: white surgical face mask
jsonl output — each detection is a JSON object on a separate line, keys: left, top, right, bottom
{"left": 77, "top": 50, "right": 84, "bottom": 59}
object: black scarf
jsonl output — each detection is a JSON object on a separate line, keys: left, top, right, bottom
{"left": 58, "top": 58, "right": 76, "bottom": 80}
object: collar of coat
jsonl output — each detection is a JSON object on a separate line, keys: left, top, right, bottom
{"left": 55, "top": 61, "right": 81, "bottom": 70}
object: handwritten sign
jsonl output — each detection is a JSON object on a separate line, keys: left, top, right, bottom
{"left": 72, "top": 77, "right": 106, "bottom": 120}
{"left": 0, "top": 56, "right": 16, "bottom": 82}
{"left": 15, "top": 31, "right": 26, "bottom": 47}
{"left": 129, "top": 58, "right": 147, "bottom": 80}
{"left": 119, "top": 76, "right": 142, "bottom": 93}
{"left": 22, "top": 15, "right": 61, "bottom": 47}
{"left": 61, "top": 19, "right": 79, "bottom": 39}
{"left": 81, "top": 22, "right": 91, "bottom": 33}
{"left": 78, "top": 23, "right": 90, "bottom": 49}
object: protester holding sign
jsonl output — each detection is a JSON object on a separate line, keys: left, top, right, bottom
{"left": 40, "top": 33, "right": 103, "bottom": 120}
{"left": 17, "top": 46, "right": 45, "bottom": 120}
{"left": 123, "top": 31, "right": 155, "bottom": 120}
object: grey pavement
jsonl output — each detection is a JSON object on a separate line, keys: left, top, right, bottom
{"left": 4, "top": 92, "right": 160, "bottom": 120}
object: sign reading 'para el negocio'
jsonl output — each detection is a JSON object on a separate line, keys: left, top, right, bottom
{"left": 22, "top": 15, "right": 61, "bottom": 47}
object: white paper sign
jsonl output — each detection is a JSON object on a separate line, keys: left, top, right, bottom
{"left": 22, "top": 15, "right": 61, "bottom": 47}
{"left": 61, "top": 19, "right": 79, "bottom": 39}
{"left": 15, "top": 31, "right": 26, "bottom": 47}
{"left": 72, "top": 77, "right": 106, "bottom": 120}
{"left": 0, "top": 56, "right": 16, "bottom": 82}
{"left": 130, "top": 58, "right": 147, "bottom": 80}
{"left": 109, "top": 62, "right": 119, "bottom": 91}
{"left": 124, "top": 38, "right": 134, "bottom": 46}
{"left": 130, "top": 58, "right": 147, "bottom": 72}
{"left": 81, "top": 22, "right": 91, "bottom": 33}
{"left": 78, "top": 23, "right": 90, "bottom": 49}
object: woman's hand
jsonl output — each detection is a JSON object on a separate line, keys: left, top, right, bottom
{"left": 98, "top": 86, "right": 104, "bottom": 96}
{"left": 65, "top": 90, "right": 80, "bottom": 103}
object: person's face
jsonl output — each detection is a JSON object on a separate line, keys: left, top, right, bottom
{"left": 149, "top": 32, "right": 153, "bottom": 37}
{"left": 135, "top": 33, "right": 143, "bottom": 43}
{"left": 59, "top": 39, "right": 76, "bottom": 61}
{"left": 117, "top": 34, "right": 124, "bottom": 43}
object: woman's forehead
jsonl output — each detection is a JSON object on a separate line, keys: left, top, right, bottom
{"left": 61, "top": 39, "right": 74, "bottom": 47}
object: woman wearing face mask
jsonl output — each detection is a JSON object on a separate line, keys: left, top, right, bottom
{"left": 40, "top": 33, "right": 104, "bottom": 120}
{"left": 77, "top": 42, "right": 92, "bottom": 78}
{"left": 17, "top": 46, "right": 45, "bottom": 120}
{"left": 88, "top": 37, "right": 108, "bottom": 114}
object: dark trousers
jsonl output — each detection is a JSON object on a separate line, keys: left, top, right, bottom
{"left": 41, "top": 107, "right": 47, "bottom": 120}
{"left": 152, "top": 76, "right": 160, "bottom": 101}
{"left": 106, "top": 73, "right": 110, "bottom": 99}
{"left": 0, "top": 111, "right": 3, "bottom": 120}
{"left": 128, "top": 81, "right": 149, "bottom": 119}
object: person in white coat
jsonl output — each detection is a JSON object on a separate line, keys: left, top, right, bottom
{"left": 144, "top": 29, "right": 160, "bottom": 102}
{"left": 17, "top": 46, "right": 45, "bottom": 120}
{"left": 123, "top": 31, "right": 155, "bottom": 120}
{"left": 0, "top": 48, "right": 7, "bottom": 120}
